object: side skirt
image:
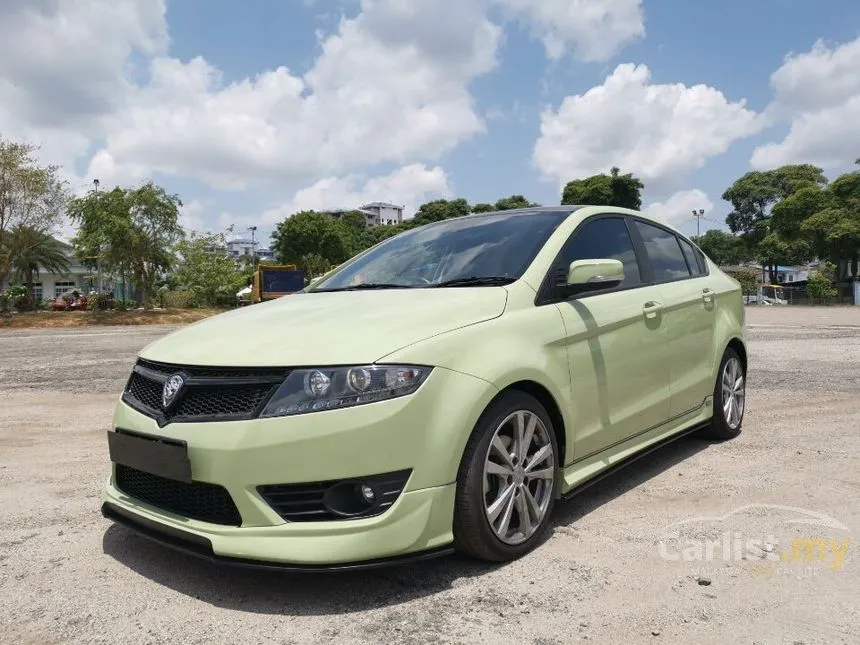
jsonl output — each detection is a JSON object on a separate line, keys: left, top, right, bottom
{"left": 559, "top": 411, "right": 712, "bottom": 499}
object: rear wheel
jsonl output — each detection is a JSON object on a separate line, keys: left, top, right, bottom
{"left": 705, "top": 347, "right": 746, "bottom": 440}
{"left": 453, "top": 391, "right": 558, "bottom": 561}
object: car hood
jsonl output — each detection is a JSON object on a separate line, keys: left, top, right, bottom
{"left": 139, "top": 288, "right": 508, "bottom": 366}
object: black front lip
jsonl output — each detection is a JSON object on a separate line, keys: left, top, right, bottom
{"left": 101, "top": 502, "right": 455, "bottom": 573}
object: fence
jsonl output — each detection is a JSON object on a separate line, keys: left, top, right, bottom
{"left": 781, "top": 283, "right": 856, "bottom": 306}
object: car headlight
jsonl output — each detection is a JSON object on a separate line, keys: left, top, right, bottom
{"left": 259, "top": 365, "right": 431, "bottom": 417}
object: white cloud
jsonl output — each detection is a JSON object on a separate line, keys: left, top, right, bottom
{"left": 0, "top": 0, "right": 167, "bottom": 174}
{"left": 492, "top": 0, "right": 644, "bottom": 61}
{"left": 254, "top": 163, "right": 453, "bottom": 227}
{"left": 88, "top": 0, "right": 500, "bottom": 189}
{"left": 751, "top": 37, "right": 860, "bottom": 170}
{"left": 533, "top": 64, "right": 761, "bottom": 190}
{"left": 644, "top": 189, "right": 713, "bottom": 230}
{"left": 178, "top": 199, "right": 210, "bottom": 234}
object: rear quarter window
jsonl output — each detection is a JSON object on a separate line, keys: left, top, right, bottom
{"left": 634, "top": 221, "right": 691, "bottom": 282}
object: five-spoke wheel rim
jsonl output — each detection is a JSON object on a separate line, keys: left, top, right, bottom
{"left": 482, "top": 410, "right": 555, "bottom": 545}
{"left": 721, "top": 357, "right": 745, "bottom": 430}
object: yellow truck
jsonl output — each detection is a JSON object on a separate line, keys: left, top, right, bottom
{"left": 250, "top": 264, "right": 306, "bottom": 304}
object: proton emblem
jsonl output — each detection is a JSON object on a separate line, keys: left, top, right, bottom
{"left": 162, "top": 374, "right": 186, "bottom": 409}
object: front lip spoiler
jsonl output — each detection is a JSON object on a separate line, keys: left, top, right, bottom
{"left": 101, "top": 502, "right": 455, "bottom": 573}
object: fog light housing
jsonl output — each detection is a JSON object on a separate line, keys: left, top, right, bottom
{"left": 359, "top": 484, "right": 375, "bottom": 504}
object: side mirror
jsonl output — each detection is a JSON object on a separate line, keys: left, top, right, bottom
{"left": 566, "top": 259, "right": 624, "bottom": 291}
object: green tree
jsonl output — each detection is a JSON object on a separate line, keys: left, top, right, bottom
{"left": 10, "top": 227, "right": 70, "bottom": 309}
{"left": 411, "top": 198, "right": 471, "bottom": 226}
{"left": 494, "top": 195, "right": 539, "bottom": 210}
{"left": 272, "top": 211, "right": 351, "bottom": 271}
{"left": 69, "top": 182, "right": 184, "bottom": 309}
{"left": 755, "top": 232, "right": 811, "bottom": 277}
{"left": 693, "top": 229, "right": 752, "bottom": 266}
{"left": 722, "top": 165, "right": 826, "bottom": 283}
{"left": 173, "top": 233, "right": 247, "bottom": 307}
{"left": 724, "top": 268, "right": 758, "bottom": 300}
{"left": 471, "top": 203, "right": 494, "bottom": 213}
{"left": 762, "top": 169, "right": 860, "bottom": 281}
{"left": 300, "top": 253, "right": 332, "bottom": 279}
{"left": 0, "top": 138, "right": 67, "bottom": 288}
{"left": 561, "top": 167, "right": 644, "bottom": 210}
{"left": 807, "top": 271, "right": 837, "bottom": 305}
{"left": 337, "top": 210, "right": 369, "bottom": 256}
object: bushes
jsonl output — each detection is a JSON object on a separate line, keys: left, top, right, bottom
{"left": 162, "top": 290, "right": 196, "bottom": 309}
{"left": 0, "top": 285, "right": 28, "bottom": 313}
{"left": 89, "top": 292, "right": 115, "bottom": 311}
{"left": 807, "top": 273, "right": 838, "bottom": 305}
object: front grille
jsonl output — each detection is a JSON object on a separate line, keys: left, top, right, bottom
{"left": 122, "top": 358, "right": 287, "bottom": 425}
{"left": 258, "top": 470, "right": 412, "bottom": 522}
{"left": 115, "top": 464, "right": 242, "bottom": 526}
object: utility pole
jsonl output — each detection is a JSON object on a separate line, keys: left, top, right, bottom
{"left": 93, "top": 179, "right": 102, "bottom": 293}
{"left": 247, "top": 226, "right": 257, "bottom": 265}
{"left": 691, "top": 209, "right": 705, "bottom": 238}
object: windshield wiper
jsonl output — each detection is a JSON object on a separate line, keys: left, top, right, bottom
{"left": 430, "top": 276, "right": 516, "bottom": 288}
{"left": 313, "top": 283, "right": 411, "bottom": 292}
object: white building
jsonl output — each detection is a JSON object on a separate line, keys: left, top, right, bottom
{"left": 359, "top": 202, "right": 404, "bottom": 226}
{"left": 321, "top": 202, "right": 405, "bottom": 227}
{"left": 226, "top": 237, "right": 257, "bottom": 259}
{"left": 1, "top": 238, "right": 98, "bottom": 302}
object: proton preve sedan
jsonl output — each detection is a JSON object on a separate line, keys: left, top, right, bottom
{"left": 103, "top": 205, "right": 746, "bottom": 569}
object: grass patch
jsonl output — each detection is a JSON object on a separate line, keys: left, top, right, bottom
{"left": 0, "top": 309, "right": 222, "bottom": 329}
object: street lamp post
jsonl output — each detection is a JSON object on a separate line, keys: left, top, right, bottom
{"left": 691, "top": 209, "right": 705, "bottom": 238}
{"left": 93, "top": 179, "right": 102, "bottom": 293}
{"left": 247, "top": 226, "right": 258, "bottom": 265}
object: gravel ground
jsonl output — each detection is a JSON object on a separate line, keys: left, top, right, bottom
{"left": 1, "top": 307, "right": 858, "bottom": 645}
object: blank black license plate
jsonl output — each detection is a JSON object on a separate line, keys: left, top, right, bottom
{"left": 108, "top": 430, "right": 192, "bottom": 482}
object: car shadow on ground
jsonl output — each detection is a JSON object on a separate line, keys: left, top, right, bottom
{"left": 101, "top": 433, "right": 715, "bottom": 616}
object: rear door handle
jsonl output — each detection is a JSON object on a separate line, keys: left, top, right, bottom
{"left": 642, "top": 301, "right": 662, "bottom": 319}
{"left": 702, "top": 288, "right": 714, "bottom": 304}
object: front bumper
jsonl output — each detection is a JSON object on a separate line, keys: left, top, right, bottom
{"left": 102, "top": 366, "right": 498, "bottom": 566}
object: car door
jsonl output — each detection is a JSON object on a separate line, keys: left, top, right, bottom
{"left": 544, "top": 216, "right": 671, "bottom": 461}
{"left": 631, "top": 219, "right": 716, "bottom": 419}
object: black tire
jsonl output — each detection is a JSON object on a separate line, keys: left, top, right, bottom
{"left": 704, "top": 347, "right": 746, "bottom": 440}
{"left": 453, "top": 390, "right": 559, "bottom": 562}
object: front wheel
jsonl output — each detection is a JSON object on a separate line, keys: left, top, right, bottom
{"left": 453, "top": 391, "right": 559, "bottom": 561}
{"left": 705, "top": 347, "right": 746, "bottom": 440}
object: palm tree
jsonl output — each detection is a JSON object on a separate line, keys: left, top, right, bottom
{"left": 10, "top": 226, "right": 70, "bottom": 310}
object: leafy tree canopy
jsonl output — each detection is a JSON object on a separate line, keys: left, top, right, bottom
{"left": 693, "top": 229, "right": 752, "bottom": 266}
{"left": 0, "top": 137, "right": 67, "bottom": 288}
{"left": 69, "top": 182, "right": 183, "bottom": 308}
{"left": 561, "top": 167, "right": 644, "bottom": 210}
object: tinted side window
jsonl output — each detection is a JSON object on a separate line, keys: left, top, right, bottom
{"left": 560, "top": 217, "right": 641, "bottom": 287}
{"left": 694, "top": 247, "right": 708, "bottom": 274}
{"left": 634, "top": 221, "right": 691, "bottom": 282}
{"left": 678, "top": 238, "right": 703, "bottom": 276}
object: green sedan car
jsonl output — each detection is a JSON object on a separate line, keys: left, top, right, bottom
{"left": 102, "top": 205, "right": 746, "bottom": 569}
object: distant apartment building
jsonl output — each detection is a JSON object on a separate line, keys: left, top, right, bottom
{"left": 321, "top": 202, "right": 405, "bottom": 227}
{"left": 226, "top": 238, "right": 256, "bottom": 259}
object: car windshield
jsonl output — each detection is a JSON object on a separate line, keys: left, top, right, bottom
{"left": 310, "top": 210, "right": 569, "bottom": 291}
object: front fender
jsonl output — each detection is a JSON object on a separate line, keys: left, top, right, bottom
{"left": 379, "top": 303, "right": 575, "bottom": 465}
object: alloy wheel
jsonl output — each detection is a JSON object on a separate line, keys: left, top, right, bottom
{"left": 721, "top": 357, "right": 745, "bottom": 430}
{"left": 482, "top": 410, "right": 555, "bottom": 545}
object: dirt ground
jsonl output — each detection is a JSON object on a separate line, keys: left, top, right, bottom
{"left": 0, "top": 309, "right": 219, "bottom": 329}
{"left": 1, "top": 307, "right": 858, "bottom": 645}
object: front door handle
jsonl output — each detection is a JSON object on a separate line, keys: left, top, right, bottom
{"left": 702, "top": 288, "right": 714, "bottom": 304}
{"left": 642, "top": 301, "right": 662, "bottom": 319}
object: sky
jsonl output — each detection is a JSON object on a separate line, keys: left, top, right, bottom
{"left": 1, "top": 0, "right": 859, "bottom": 247}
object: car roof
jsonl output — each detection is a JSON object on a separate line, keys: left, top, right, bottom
{"left": 458, "top": 205, "right": 586, "bottom": 219}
